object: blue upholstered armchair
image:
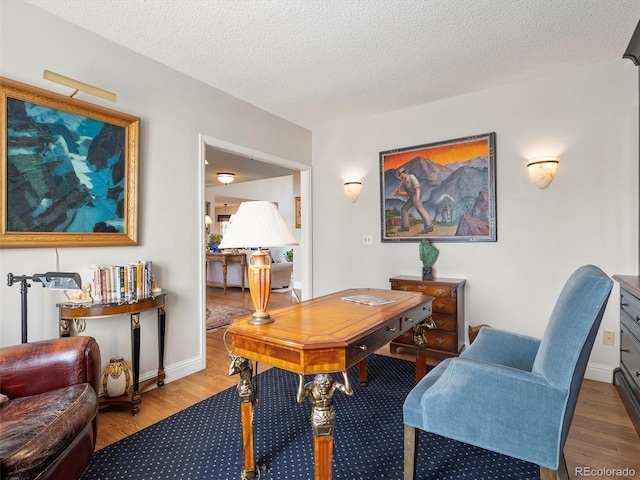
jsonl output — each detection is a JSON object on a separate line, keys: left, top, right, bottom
{"left": 403, "top": 265, "right": 613, "bottom": 480}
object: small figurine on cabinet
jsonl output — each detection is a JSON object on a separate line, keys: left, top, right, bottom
{"left": 419, "top": 239, "right": 439, "bottom": 280}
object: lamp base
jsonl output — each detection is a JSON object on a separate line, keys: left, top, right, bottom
{"left": 248, "top": 314, "right": 274, "bottom": 326}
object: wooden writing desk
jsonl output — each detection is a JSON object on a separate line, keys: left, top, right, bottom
{"left": 228, "top": 288, "right": 433, "bottom": 480}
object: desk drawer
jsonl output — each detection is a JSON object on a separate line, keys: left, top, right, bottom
{"left": 425, "top": 330, "right": 458, "bottom": 353}
{"left": 347, "top": 318, "right": 401, "bottom": 364}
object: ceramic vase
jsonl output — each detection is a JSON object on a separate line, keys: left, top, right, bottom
{"left": 102, "top": 357, "right": 132, "bottom": 398}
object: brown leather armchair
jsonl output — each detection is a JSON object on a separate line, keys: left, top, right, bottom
{"left": 0, "top": 336, "right": 101, "bottom": 480}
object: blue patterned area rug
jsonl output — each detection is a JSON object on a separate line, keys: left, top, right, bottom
{"left": 84, "top": 355, "right": 538, "bottom": 479}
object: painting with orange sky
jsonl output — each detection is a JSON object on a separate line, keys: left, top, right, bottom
{"left": 380, "top": 132, "right": 496, "bottom": 243}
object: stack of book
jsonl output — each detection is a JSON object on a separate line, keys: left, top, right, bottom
{"left": 90, "top": 261, "right": 153, "bottom": 303}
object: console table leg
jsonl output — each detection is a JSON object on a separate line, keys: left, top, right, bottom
{"left": 157, "top": 306, "right": 166, "bottom": 387}
{"left": 297, "top": 372, "right": 354, "bottom": 480}
{"left": 228, "top": 355, "right": 257, "bottom": 479}
{"left": 130, "top": 313, "right": 141, "bottom": 415}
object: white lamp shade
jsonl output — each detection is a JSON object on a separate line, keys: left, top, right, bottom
{"left": 218, "top": 201, "right": 298, "bottom": 249}
{"left": 204, "top": 214, "right": 213, "bottom": 226}
{"left": 527, "top": 156, "right": 559, "bottom": 189}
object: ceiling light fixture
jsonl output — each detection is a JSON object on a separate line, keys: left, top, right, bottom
{"left": 217, "top": 173, "right": 235, "bottom": 185}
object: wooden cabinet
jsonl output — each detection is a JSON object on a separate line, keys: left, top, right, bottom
{"left": 389, "top": 276, "right": 465, "bottom": 358}
{"left": 613, "top": 275, "right": 640, "bottom": 436}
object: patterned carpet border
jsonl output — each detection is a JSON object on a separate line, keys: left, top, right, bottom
{"left": 206, "top": 302, "right": 252, "bottom": 331}
{"left": 85, "top": 355, "right": 539, "bottom": 479}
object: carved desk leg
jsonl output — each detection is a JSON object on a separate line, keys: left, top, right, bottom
{"left": 413, "top": 317, "right": 435, "bottom": 382}
{"left": 297, "top": 372, "right": 354, "bottom": 480}
{"left": 229, "top": 355, "right": 257, "bottom": 480}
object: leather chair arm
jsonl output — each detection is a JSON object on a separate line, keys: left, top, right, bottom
{"left": 0, "top": 337, "right": 101, "bottom": 399}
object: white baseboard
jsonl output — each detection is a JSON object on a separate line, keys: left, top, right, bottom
{"left": 584, "top": 362, "right": 615, "bottom": 383}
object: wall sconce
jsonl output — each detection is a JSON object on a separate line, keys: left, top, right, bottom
{"left": 526, "top": 156, "right": 559, "bottom": 189}
{"left": 344, "top": 180, "right": 362, "bottom": 202}
{"left": 217, "top": 172, "right": 235, "bottom": 185}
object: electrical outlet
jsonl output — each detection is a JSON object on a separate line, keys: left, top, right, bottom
{"left": 362, "top": 234, "right": 373, "bottom": 246}
{"left": 603, "top": 330, "right": 615, "bottom": 346}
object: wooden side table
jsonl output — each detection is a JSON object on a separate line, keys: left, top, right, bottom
{"left": 57, "top": 293, "right": 167, "bottom": 415}
{"left": 206, "top": 252, "right": 246, "bottom": 294}
{"left": 389, "top": 276, "right": 466, "bottom": 359}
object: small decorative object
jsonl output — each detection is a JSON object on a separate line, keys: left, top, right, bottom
{"left": 419, "top": 239, "right": 439, "bottom": 280}
{"left": 285, "top": 249, "right": 293, "bottom": 262}
{"left": 209, "top": 233, "right": 223, "bottom": 253}
{"left": 151, "top": 277, "right": 162, "bottom": 295}
{"left": 69, "top": 283, "right": 93, "bottom": 304}
{"left": 102, "top": 358, "right": 132, "bottom": 398}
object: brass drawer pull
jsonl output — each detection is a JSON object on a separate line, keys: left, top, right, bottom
{"left": 355, "top": 344, "right": 368, "bottom": 351}
{"left": 435, "top": 303, "right": 445, "bottom": 310}
{"left": 401, "top": 286, "right": 409, "bottom": 291}
{"left": 435, "top": 288, "right": 445, "bottom": 295}
{"left": 436, "top": 337, "right": 445, "bottom": 344}
{"left": 386, "top": 326, "right": 397, "bottom": 332}
{"left": 436, "top": 320, "right": 445, "bottom": 327}
{"left": 406, "top": 317, "right": 415, "bottom": 323}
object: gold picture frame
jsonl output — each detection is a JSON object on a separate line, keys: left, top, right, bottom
{"left": 1, "top": 77, "right": 140, "bottom": 248}
{"left": 295, "top": 196, "right": 301, "bottom": 228}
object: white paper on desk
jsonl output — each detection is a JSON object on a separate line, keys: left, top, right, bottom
{"left": 341, "top": 295, "right": 395, "bottom": 306}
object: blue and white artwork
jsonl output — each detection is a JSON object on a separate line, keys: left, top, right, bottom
{"left": 6, "top": 97, "right": 126, "bottom": 233}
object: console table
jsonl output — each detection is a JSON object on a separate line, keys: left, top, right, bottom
{"left": 228, "top": 288, "right": 433, "bottom": 480}
{"left": 206, "top": 252, "right": 246, "bottom": 294}
{"left": 57, "top": 293, "right": 167, "bottom": 415}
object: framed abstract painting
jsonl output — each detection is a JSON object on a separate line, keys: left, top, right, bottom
{"left": 380, "top": 132, "right": 496, "bottom": 243}
{"left": 1, "top": 77, "right": 140, "bottom": 248}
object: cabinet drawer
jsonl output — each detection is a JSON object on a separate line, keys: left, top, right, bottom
{"left": 425, "top": 330, "right": 457, "bottom": 352}
{"left": 392, "top": 282, "right": 451, "bottom": 298}
{"left": 432, "top": 314, "right": 457, "bottom": 332}
{"left": 621, "top": 322, "right": 640, "bottom": 391}
{"left": 431, "top": 299, "right": 456, "bottom": 315}
{"left": 622, "top": 287, "right": 640, "bottom": 325}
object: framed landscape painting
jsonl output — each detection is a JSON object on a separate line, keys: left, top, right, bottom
{"left": 1, "top": 77, "right": 140, "bottom": 248}
{"left": 380, "top": 132, "right": 496, "bottom": 243}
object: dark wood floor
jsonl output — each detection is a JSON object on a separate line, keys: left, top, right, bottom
{"left": 96, "top": 286, "right": 640, "bottom": 479}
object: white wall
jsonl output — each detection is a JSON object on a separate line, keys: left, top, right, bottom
{"left": 312, "top": 59, "right": 639, "bottom": 382}
{"left": 0, "top": 1, "right": 311, "bottom": 385}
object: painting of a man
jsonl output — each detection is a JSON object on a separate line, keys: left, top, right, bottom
{"left": 395, "top": 167, "right": 434, "bottom": 234}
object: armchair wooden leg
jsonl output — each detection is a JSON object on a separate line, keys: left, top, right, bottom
{"left": 540, "top": 454, "right": 569, "bottom": 480}
{"left": 403, "top": 424, "right": 418, "bottom": 480}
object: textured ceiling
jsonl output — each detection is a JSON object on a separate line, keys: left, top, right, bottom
{"left": 22, "top": 0, "right": 640, "bottom": 131}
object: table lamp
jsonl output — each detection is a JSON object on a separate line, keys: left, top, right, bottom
{"left": 218, "top": 201, "right": 298, "bottom": 325}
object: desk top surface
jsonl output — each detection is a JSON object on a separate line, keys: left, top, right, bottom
{"left": 229, "top": 288, "right": 431, "bottom": 373}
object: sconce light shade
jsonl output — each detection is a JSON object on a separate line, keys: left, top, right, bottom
{"left": 527, "top": 156, "right": 559, "bottom": 189}
{"left": 344, "top": 180, "right": 362, "bottom": 202}
{"left": 217, "top": 172, "right": 235, "bottom": 185}
{"left": 204, "top": 215, "right": 213, "bottom": 226}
